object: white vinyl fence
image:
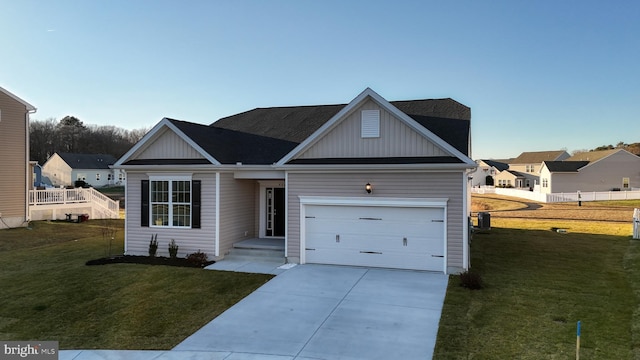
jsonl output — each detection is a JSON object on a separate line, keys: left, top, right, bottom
{"left": 634, "top": 208, "right": 640, "bottom": 240}
{"left": 472, "top": 186, "right": 640, "bottom": 203}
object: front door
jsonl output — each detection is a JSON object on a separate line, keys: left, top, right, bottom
{"left": 266, "top": 187, "right": 285, "bottom": 237}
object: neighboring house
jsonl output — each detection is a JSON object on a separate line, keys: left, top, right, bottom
{"left": 540, "top": 149, "right": 640, "bottom": 193}
{"left": 508, "top": 150, "right": 570, "bottom": 175}
{"left": 494, "top": 169, "right": 534, "bottom": 188}
{"left": 470, "top": 159, "right": 509, "bottom": 187}
{"left": 114, "top": 88, "right": 477, "bottom": 274}
{"left": 0, "top": 86, "right": 36, "bottom": 229}
{"left": 42, "top": 152, "right": 119, "bottom": 188}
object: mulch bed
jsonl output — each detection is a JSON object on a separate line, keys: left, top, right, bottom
{"left": 86, "top": 255, "right": 215, "bottom": 268}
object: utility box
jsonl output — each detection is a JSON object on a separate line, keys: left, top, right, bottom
{"left": 478, "top": 212, "right": 491, "bottom": 230}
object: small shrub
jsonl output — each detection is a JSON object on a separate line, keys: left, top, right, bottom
{"left": 459, "top": 269, "right": 484, "bottom": 290}
{"left": 186, "top": 250, "right": 208, "bottom": 267}
{"left": 168, "top": 239, "right": 179, "bottom": 259}
{"left": 149, "top": 234, "right": 158, "bottom": 257}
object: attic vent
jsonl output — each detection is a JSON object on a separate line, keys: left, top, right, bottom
{"left": 361, "top": 110, "right": 380, "bottom": 138}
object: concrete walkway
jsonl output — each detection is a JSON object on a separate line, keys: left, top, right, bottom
{"left": 61, "top": 264, "right": 448, "bottom": 360}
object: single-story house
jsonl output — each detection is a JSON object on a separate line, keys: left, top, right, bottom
{"left": 42, "top": 152, "right": 121, "bottom": 187}
{"left": 540, "top": 149, "right": 640, "bottom": 193}
{"left": 470, "top": 159, "right": 509, "bottom": 187}
{"left": 114, "top": 88, "right": 477, "bottom": 274}
{"left": 493, "top": 169, "right": 536, "bottom": 189}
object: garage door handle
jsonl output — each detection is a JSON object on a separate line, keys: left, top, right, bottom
{"left": 359, "top": 217, "right": 382, "bottom": 220}
{"left": 306, "top": 248, "right": 316, "bottom": 251}
{"left": 432, "top": 220, "right": 444, "bottom": 222}
{"left": 360, "top": 251, "right": 382, "bottom": 254}
{"left": 431, "top": 255, "right": 444, "bottom": 258}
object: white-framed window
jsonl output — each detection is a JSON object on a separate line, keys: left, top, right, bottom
{"left": 150, "top": 176, "right": 192, "bottom": 227}
{"left": 119, "top": 172, "right": 125, "bottom": 181}
{"left": 623, "top": 177, "right": 630, "bottom": 189}
{"left": 542, "top": 178, "right": 549, "bottom": 188}
{"left": 526, "top": 164, "right": 535, "bottom": 172}
{"left": 107, "top": 173, "right": 113, "bottom": 181}
{"left": 96, "top": 173, "right": 101, "bottom": 181}
{"left": 77, "top": 173, "right": 86, "bottom": 181}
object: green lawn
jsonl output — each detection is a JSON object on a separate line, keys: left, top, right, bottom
{"left": 434, "top": 218, "right": 639, "bottom": 359}
{"left": 0, "top": 220, "right": 273, "bottom": 349}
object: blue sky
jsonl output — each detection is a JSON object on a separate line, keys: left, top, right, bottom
{"left": 2, "top": 1, "right": 638, "bottom": 159}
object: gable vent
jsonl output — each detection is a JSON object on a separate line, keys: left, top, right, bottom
{"left": 361, "top": 110, "right": 380, "bottom": 138}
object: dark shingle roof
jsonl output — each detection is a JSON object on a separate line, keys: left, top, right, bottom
{"left": 481, "top": 159, "right": 509, "bottom": 171}
{"left": 510, "top": 150, "right": 569, "bottom": 164}
{"left": 169, "top": 119, "right": 298, "bottom": 165}
{"left": 543, "top": 161, "right": 590, "bottom": 172}
{"left": 58, "top": 153, "right": 117, "bottom": 169}
{"left": 211, "top": 98, "right": 471, "bottom": 156}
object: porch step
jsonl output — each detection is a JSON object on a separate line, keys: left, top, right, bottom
{"left": 226, "top": 248, "right": 285, "bottom": 260}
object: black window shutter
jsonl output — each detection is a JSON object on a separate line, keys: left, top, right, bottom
{"left": 192, "top": 180, "right": 201, "bottom": 228}
{"left": 141, "top": 180, "right": 149, "bottom": 227}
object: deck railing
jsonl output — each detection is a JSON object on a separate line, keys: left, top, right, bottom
{"left": 29, "top": 188, "right": 120, "bottom": 217}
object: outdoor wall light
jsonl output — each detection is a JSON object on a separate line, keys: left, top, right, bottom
{"left": 365, "top": 182, "right": 372, "bottom": 194}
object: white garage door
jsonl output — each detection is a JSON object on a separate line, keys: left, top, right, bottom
{"left": 304, "top": 204, "right": 445, "bottom": 271}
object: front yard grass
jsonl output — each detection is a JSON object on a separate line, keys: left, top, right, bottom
{"left": 435, "top": 214, "right": 639, "bottom": 359}
{"left": 0, "top": 220, "right": 273, "bottom": 349}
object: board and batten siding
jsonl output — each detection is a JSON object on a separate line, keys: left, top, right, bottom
{"left": 137, "top": 128, "right": 205, "bottom": 159}
{"left": 0, "top": 91, "right": 28, "bottom": 221}
{"left": 287, "top": 171, "right": 465, "bottom": 271}
{"left": 125, "top": 172, "right": 217, "bottom": 257}
{"left": 217, "top": 172, "right": 256, "bottom": 257}
{"left": 297, "top": 99, "right": 448, "bottom": 159}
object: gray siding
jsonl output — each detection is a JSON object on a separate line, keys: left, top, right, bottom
{"left": 550, "top": 151, "right": 640, "bottom": 193}
{"left": 287, "top": 171, "right": 465, "bottom": 269}
{"left": 298, "top": 99, "right": 448, "bottom": 159}
{"left": 137, "top": 128, "right": 205, "bottom": 159}
{"left": 125, "top": 171, "right": 217, "bottom": 257}
{"left": 218, "top": 172, "right": 256, "bottom": 256}
{"left": 0, "top": 91, "right": 28, "bottom": 221}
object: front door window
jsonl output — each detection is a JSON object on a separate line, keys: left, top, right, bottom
{"left": 266, "top": 187, "right": 285, "bottom": 237}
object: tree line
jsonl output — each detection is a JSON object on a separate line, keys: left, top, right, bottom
{"left": 30, "top": 116, "right": 149, "bottom": 165}
{"left": 573, "top": 141, "right": 640, "bottom": 156}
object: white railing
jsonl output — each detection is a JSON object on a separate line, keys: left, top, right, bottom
{"left": 471, "top": 186, "right": 640, "bottom": 203}
{"left": 29, "top": 188, "right": 119, "bottom": 218}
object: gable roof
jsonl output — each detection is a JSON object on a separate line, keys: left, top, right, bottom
{"left": 276, "top": 88, "right": 474, "bottom": 166}
{"left": 213, "top": 94, "right": 471, "bottom": 157}
{"left": 0, "top": 86, "right": 36, "bottom": 112}
{"left": 510, "top": 150, "right": 569, "bottom": 164}
{"left": 115, "top": 88, "right": 474, "bottom": 167}
{"left": 566, "top": 149, "right": 619, "bottom": 162}
{"left": 543, "top": 161, "right": 590, "bottom": 172}
{"left": 480, "top": 159, "right": 509, "bottom": 171}
{"left": 57, "top": 153, "right": 117, "bottom": 169}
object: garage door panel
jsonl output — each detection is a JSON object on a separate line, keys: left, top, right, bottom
{"left": 305, "top": 247, "right": 443, "bottom": 271}
{"left": 303, "top": 204, "right": 445, "bottom": 272}
{"left": 306, "top": 232, "right": 441, "bottom": 254}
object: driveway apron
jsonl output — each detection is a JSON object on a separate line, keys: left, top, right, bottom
{"left": 174, "top": 264, "right": 449, "bottom": 359}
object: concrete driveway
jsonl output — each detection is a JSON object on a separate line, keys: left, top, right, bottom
{"left": 174, "top": 264, "right": 449, "bottom": 359}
